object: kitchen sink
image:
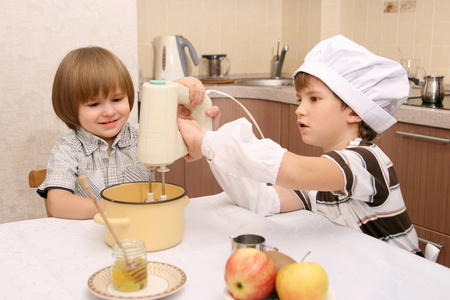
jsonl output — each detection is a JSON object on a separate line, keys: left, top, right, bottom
{"left": 234, "top": 78, "right": 294, "bottom": 87}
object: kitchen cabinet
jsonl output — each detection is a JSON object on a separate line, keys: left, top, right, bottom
{"left": 375, "top": 122, "right": 449, "bottom": 267}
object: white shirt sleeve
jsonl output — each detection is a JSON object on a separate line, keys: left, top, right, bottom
{"left": 201, "top": 118, "right": 287, "bottom": 216}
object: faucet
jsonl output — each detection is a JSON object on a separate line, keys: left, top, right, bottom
{"left": 272, "top": 42, "right": 289, "bottom": 79}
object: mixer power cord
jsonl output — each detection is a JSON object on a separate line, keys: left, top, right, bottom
{"left": 205, "top": 89, "right": 265, "bottom": 139}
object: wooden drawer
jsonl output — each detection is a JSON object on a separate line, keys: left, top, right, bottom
{"left": 415, "top": 225, "right": 449, "bottom": 268}
{"left": 376, "top": 123, "right": 449, "bottom": 235}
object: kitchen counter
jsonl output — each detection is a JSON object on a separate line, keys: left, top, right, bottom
{"left": 205, "top": 83, "right": 450, "bottom": 130}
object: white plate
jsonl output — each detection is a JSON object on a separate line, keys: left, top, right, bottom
{"left": 88, "top": 261, "right": 186, "bottom": 300}
{"left": 224, "top": 286, "right": 336, "bottom": 300}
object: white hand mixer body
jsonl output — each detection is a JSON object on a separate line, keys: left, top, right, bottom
{"left": 137, "top": 80, "right": 213, "bottom": 201}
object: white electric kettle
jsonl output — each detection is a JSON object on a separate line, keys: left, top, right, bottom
{"left": 153, "top": 35, "right": 199, "bottom": 81}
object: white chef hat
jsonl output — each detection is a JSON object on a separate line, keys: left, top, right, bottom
{"left": 292, "top": 35, "right": 409, "bottom": 133}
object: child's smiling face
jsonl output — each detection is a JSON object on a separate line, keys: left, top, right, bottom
{"left": 78, "top": 88, "right": 130, "bottom": 145}
{"left": 295, "top": 76, "right": 357, "bottom": 152}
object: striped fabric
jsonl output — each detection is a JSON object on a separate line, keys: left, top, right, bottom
{"left": 295, "top": 139, "right": 422, "bottom": 256}
{"left": 37, "top": 123, "right": 149, "bottom": 201}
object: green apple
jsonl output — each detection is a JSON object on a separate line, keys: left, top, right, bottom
{"left": 225, "top": 248, "right": 277, "bottom": 300}
{"left": 276, "top": 261, "right": 329, "bottom": 300}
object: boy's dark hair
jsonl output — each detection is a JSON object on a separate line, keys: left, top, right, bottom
{"left": 52, "top": 47, "right": 134, "bottom": 130}
{"left": 294, "top": 72, "right": 377, "bottom": 141}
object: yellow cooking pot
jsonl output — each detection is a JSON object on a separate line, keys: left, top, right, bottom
{"left": 94, "top": 181, "right": 189, "bottom": 252}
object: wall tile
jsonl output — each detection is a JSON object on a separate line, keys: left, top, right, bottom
{"left": 430, "top": 46, "right": 450, "bottom": 75}
{"left": 433, "top": 22, "right": 450, "bottom": 45}
{"left": 398, "top": 22, "right": 416, "bottom": 44}
{"left": 434, "top": 0, "right": 450, "bottom": 22}
{"left": 414, "top": 22, "right": 433, "bottom": 45}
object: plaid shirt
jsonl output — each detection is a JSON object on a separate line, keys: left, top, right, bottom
{"left": 38, "top": 122, "right": 149, "bottom": 200}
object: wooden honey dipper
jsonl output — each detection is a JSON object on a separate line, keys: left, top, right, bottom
{"left": 77, "top": 175, "right": 147, "bottom": 283}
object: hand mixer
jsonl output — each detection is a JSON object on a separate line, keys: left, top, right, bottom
{"left": 137, "top": 80, "right": 213, "bottom": 201}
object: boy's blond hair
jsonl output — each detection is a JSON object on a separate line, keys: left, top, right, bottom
{"left": 52, "top": 46, "right": 134, "bottom": 130}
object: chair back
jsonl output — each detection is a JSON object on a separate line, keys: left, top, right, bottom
{"left": 28, "top": 169, "right": 52, "bottom": 217}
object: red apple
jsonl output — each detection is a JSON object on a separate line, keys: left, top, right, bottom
{"left": 225, "top": 248, "right": 277, "bottom": 300}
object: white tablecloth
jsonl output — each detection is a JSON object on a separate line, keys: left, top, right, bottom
{"left": 1, "top": 192, "right": 449, "bottom": 300}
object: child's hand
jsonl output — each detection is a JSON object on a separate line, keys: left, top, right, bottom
{"left": 177, "top": 117, "right": 206, "bottom": 162}
{"left": 178, "top": 105, "right": 221, "bottom": 130}
{"left": 207, "top": 105, "right": 221, "bottom": 130}
{"left": 174, "top": 76, "right": 205, "bottom": 108}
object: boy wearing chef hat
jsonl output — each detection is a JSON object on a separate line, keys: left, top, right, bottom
{"left": 178, "top": 35, "right": 422, "bottom": 255}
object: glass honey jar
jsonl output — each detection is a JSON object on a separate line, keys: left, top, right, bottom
{"left": 112, "top": 239, "right": 148, "bottom": 292}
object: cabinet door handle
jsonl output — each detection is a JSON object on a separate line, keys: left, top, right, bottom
{"left": 418, "top": 237, "right": 444, "bottom": 250}
{"left": 396, "top": 131, "right": 450, "bottom": 143}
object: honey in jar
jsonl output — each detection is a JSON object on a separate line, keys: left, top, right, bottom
{"left": 112, "top": 239, "right": 148, "bottom": 292}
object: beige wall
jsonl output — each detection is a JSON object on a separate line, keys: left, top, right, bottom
{"left": 138, "top": 0, "right": 450, "bottom": 83}
{"left": 0, "top": 0, "right": 139, "bottom": 224}
{"left": 321, "top": 0, "right": 450, "bottom": 83}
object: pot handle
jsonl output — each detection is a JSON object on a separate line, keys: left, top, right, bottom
{"left": 93, "top": 213, "right": 131, "bottom": 227}
{"left": 408, "top": 77, "right": 421, "bottom": 86}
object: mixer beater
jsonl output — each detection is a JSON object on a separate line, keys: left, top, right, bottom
{"left": 145, "top": 166, "right": 168, "bottom": 202}
{"left": 137, "top": 80, "right": 213, "bottom": 201}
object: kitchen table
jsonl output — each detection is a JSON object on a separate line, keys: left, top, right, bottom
{"left": 1, "top": 192, "right": 449, "bottom": 300}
